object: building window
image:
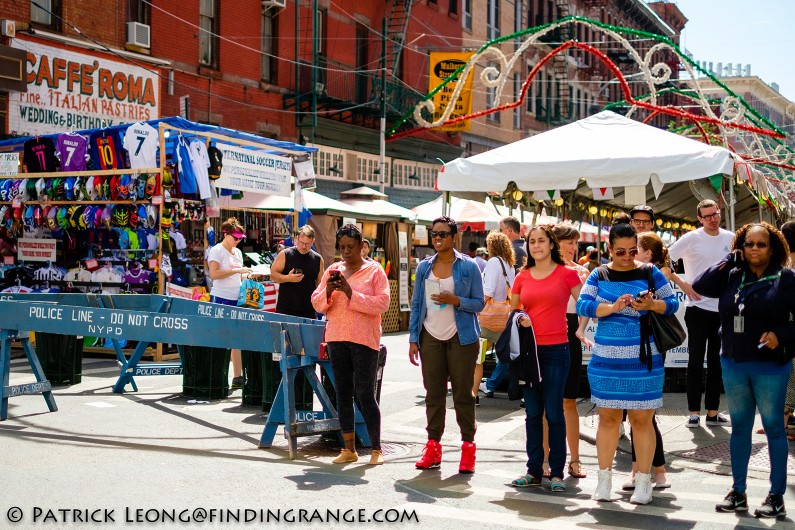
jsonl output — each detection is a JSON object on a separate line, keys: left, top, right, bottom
{"left": 514, "top": 76, "right": 522, "bottom": 126}
{"left": 199, "top": 0, "right": 218, "bottom": 67}
{"left": 261, "top": 11, "right": 277, "bottom": 82}
{"left": 449, "top": 0, "right": 458, "bottom": 15}
{"left": 514, "top": 0, "right": 523, "bottom": 50}
{"left": 31, "top": 0, "right": 61, "bottom": 31}
{"left": 128, "top": 0, "right": 150, "bottom": 24}
{"left": 486, "top": 62, "right": 500, "bottom": 123}
{"left": 462, "top": 0, "right": 471, "bottom": 30}
{"left": 486, "top": 0, "right": 500, "bottom": 41}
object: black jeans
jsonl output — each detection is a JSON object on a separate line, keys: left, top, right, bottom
{"left": 684, "top": 306, "right": 723, "bottom": 412}
{"left": 327, "top": 341, "right": 381, "bottom": 450}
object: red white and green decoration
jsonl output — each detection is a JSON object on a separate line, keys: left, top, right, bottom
{"left": 388, "top": 16, "right": 795, "bottom": 224}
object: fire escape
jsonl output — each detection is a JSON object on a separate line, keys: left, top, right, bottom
{"left": 283, "top": 1, "right": 422, "bottom": 130}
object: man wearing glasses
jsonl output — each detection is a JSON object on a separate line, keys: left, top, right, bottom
{"left": 668, "top": 200, "right": 735, "bottom": 429}
{"left": 271, "top": 225, "right": 325, "bottom": 319}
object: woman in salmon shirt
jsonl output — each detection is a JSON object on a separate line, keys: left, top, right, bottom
{"left": 510, "top": 224, "right": 583, "bottom": 493}
{"left": 311, "top": 224, "right": 390, "bottom": 466}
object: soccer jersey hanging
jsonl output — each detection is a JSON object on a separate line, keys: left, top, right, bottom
{"left": 89, "top": 129, "right": 126, "bottom": 176}
{"left": 55, "top": 133, "right": 88, "bottom": 172}
{"left": 175, "top": 134, "right": 197, "bottom": 195}
{"left": 24, "top": 137, "right": 59, "bottom": 173}
{"left": 189, "top": 139, "right": 211, "bottom": 199}
{"left": 123, "top": 122, "right": 159, "bottom": 169}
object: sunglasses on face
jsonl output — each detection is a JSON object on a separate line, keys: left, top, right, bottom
{"left": 429, "top": 230, "right": 452, "bottom": 239}
{"left": 613, "top": 248, "right": 638, "bottom": 257}
{"left": 743, "top": 241, "right": 770, "bottom": 249}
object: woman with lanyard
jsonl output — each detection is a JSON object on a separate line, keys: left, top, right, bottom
{"left": 576, "top": 217, "right": 679, "bottom": 505}
{"left": 207, "top": 217, "right": 257, "bottom": 389}
{"left": 509, "top": 225, "right": 582, "bottom": 492}
{"left": 693, "top": 222, "right": 795, "bottom": 519}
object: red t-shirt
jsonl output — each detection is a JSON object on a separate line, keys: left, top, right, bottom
{"left": 512, "top": 265, "right": 580, "bottom": 345}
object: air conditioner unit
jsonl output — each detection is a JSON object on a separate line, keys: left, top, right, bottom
{"left": 262, "top": 0, "right": 286, "bottom": 9}
{"left": 1, "top": 20, "right": 15, "bottom": 38}
{"left": 126, "top": 21, "right": 151, "bottom": 49}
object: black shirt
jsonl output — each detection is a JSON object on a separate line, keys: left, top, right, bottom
{"left": 275, "top": 247, "right": 322, "bottom": 318}
{"left": 24, "top": 137, "right": 59, "bottom": 173}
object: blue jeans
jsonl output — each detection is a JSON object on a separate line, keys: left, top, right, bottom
{"left": 721, "top": 357, "right": 790, "bottom": 495}
{"left": 485, "top": 359, "right": 508, "bottom": 392}
{"left": 522, "top": 343, "right": 570, "bottom": 479}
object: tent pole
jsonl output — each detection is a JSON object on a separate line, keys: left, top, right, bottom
{"left": 443, "top": 191, "right": 451, "bottom": 217}
{"left": 729, "top": 177, "right": 736, "bottom": 232}
{"left": 597, "top": 210, "right": 602, "bottom": 262}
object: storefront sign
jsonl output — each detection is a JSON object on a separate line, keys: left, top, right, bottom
{"left": 398, "top": 231, "right": 410, "bottom": 311}
{"left": 214, "top": 143, "right": 292, "bottom": 197}
{"left": 342, "top": 217, "right": 356, "bottom": 226}
{"left": 0, "top": 153, "right": 19, "bottom": 176}
{"left": 428, "top": 52, "right": 474, "bottom": 132}
{"left": 9, "top": 40, "right": 160, "bottom": 136}
{"left": 18, "top": 238, "right": 56, "bottom": 262}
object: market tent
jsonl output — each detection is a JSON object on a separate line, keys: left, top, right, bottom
{"left": 217, "top": 189, "right": 361, "bottom": 217}
{"left": 338, "top": 186, "right": 419, "bottom": 222}
{"left": 413, "top": 195, "right": 503, "bottom": 231}
{"left": 438, "top": 111, "right": 736, "bottom": 192}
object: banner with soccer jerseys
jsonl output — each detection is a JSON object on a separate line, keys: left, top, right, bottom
{"left": 9, "top": 40, "right": 160, "bottom": 136}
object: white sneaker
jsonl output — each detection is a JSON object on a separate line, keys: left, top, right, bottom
{"left": 593, "top": 468, "right": 613, "bottom": 501}
{"left": 630, "top": 472, "right": 653, "bottom": 504}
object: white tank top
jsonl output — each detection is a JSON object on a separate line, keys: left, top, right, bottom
{"left": 423, "top": 274, "right": 457, "bottom": 341}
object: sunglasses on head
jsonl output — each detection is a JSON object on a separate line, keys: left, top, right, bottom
{"left": 429, "top": 230, "right": 452, "bottom": 239}
{"left": 743, "top": 241, "right": 769, "bottom": 249}
{"left": 613, "top": 248, "right": 638, "bottom": 257}
{"left": 337, "top": 227, "right": 360, "bottom": 238}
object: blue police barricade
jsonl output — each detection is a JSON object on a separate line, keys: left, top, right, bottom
{"left": 0, "top": 294, "right": 343, "bottom": 458}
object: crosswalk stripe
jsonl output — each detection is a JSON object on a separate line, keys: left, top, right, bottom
{"left": 435, "top": 483, "right": 777, "bottom": 529}
{"left": 379, "top": 381, "right": 423, "bottom": 397}
{"left": 475, "top": 410, "right": 526, "bottom": 445}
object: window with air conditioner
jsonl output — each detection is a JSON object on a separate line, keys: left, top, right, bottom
{"left": 262, "top": 0, "right": 286, "bottom": 8}
{"left": 261, "top": 11, "right": 277, "bottom": 82}
{"left": 127, "top": 22, "right": 151, "bottom": 48}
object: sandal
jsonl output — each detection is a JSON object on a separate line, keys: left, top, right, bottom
{"left": 550, "top": 477, "right": 566, "bottom": 492}
{"left": 568, "top": 459, "right": 587, "bottom": 478}
{"left": 542, "top": 460, "right": 551, "bottom": 479}
{"left": 511, "top": 474, "right": 543, "bottom": 488}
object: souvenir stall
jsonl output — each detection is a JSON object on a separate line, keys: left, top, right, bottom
{"left": 0, "top": 117, "right": 316, "bottom": 360}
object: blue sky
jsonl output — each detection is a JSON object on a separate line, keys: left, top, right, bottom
{"left": 674, "top": 0, "right": 795, "bottom": 102}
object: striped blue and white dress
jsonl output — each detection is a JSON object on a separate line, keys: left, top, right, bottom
{"left": 576, "top": 266, "right": 679, "bottom": 409}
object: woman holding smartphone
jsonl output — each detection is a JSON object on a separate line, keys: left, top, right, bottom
{"left": 311, "top": 224, "right": 390, "bottom": 466}
{"left": 576, "top": 217, "right": 679, "bottom": 505}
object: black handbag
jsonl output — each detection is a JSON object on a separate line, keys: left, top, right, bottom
{"left": 644, "top": 265, "right": 686, "bottom": 355}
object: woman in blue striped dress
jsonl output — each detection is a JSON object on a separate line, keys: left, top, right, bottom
{"left": 576, "top": 217, "right": 679, "bottom": 505}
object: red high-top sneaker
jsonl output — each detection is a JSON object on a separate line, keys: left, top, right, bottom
{"left": 415, "top": 439, "right": 442, "bottom": 469}
{"left": 459, "top": 442, "right": 476, "bottom": 474}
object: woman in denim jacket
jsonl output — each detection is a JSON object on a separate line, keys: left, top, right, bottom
{"left": 409, "top": 216, "right": 485, "bottom": 474}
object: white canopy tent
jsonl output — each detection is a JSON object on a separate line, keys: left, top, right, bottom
{"left": 438, "top": 111, "right": 737, "bottom": 192}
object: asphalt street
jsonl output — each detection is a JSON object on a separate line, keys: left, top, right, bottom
{"left": 0, "top": 331, "right": 793, "bottom": 529}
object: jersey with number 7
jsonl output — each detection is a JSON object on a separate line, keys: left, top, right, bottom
{"left": 56, "top": 132, "right": 88, "bottom": 172}
{"left": 123, "top": 122, "right": 159, "bottom": 169}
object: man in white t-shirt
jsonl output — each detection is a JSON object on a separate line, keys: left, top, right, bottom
{"left": 669, "top": 199, "right": 735, "bottom": 429}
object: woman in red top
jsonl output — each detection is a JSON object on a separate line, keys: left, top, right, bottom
{"left": 510, "top": 225, "right": 582, "bottom": 492}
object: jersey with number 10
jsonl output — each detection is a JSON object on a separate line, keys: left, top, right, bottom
{"left": 56, "top": 133, "right": 88, "bottom": 172}
{"left": 89, "top": 129, "right": 126, "bottom": 174}
{"left": 123, "top": 122, "right": 159, "bottom": 169}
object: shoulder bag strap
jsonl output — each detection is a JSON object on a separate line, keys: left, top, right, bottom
{"left": 498, "top": 257, "right": 511, "bottom": 297}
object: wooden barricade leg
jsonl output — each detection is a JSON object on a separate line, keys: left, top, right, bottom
{"left": 0, "top": 330, "right": 57, "bottom": 421}
{"left": 111, "top": 298, "right": 172, "bottom": 393}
